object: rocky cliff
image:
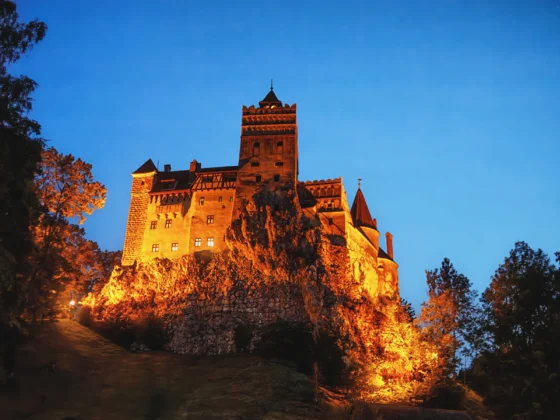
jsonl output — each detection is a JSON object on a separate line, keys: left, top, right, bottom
{"left": 85, "top": 185, "right": 442, "bottom": 403}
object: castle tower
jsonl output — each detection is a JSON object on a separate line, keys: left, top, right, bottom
{"left": 122, "top": 159, "right": 158, "bottom": 265}
{"left": 234, "top": 88, "right": 298, "bottom": 210}
{"left": 350, "top": 182, "right": 380, "bottom": 250}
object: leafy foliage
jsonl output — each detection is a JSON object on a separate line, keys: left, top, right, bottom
{"left": 417, "top": 258, "right": 478, "bottom": 376}
{"left": 0, "top": 0, "right": 47, "bottom": 319}
{"left": 25, "top": 146, "right": 108, "bottom": 319}
{"left": 472, "top": 242, "right": 560, "bottom": 418}
{"left": 36, "top": 147, "right": 106, "bottom": 224}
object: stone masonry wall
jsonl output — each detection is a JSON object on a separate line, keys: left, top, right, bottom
{"left": 122, "top": 174, "right": 154, "bottom": 265}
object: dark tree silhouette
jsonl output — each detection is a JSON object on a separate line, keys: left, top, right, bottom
{"left": 0, "top": 0, "right": 47, "bottom": 319}
{"left": 473, "top": 242, "right": 560, "bottom": 418}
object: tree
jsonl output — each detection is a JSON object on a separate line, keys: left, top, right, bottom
{"left": 475, "top": 242, "right": 560, "bottom": 418}
{"left": 35, "top": 147, "right": 106, "bottom": 224}
{"left": 417, "top": 258, "right": 478, "bottom": 375}
{"left": 0, "top": 1, "right": 47, "bottom": 319}
{"left": 417, "top": 288, "right": 457, "bottom": 376}
{"left": 25, "top": 146, "right": 107, "bottom": 318}
{"left": 400, "top": 297, "right": 416, "bottom": 323}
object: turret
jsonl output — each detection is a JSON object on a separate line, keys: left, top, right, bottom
{"left": 350, "top": 180, "right": 380, "bottom": 249}
{"left": 122, "top": 159, "right": 158, "bottom": 265}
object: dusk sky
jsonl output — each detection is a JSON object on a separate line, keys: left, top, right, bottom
{"left": 13, "top": 0, "right": 560, "bottom": 311}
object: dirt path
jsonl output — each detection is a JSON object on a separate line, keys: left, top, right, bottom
{"left": 0, "top": 320, "right": 322, "bottom": 419}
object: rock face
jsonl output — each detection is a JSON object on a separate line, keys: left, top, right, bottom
{"left": 88, "top": 185, "right": 440, "bottom": 403}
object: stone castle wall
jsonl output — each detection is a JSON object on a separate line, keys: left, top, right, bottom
{"left": 122, "top": 174, "right": 155, "bottom": 265}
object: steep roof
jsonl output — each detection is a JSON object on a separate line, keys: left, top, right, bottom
{"left": 259, "top": 88, "right": 282, "bottom": 108}
{"left": 378, "top": 247, "right": 393, "bottom": 261}
{"left": 133, "top": 159, "right": 157, "bottom": 174}
{"left": 350, "top": 188, "right": 376, "bottom": 229}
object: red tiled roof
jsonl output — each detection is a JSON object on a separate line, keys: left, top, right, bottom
{"left": 350, "top": 188, "right": 376, "bottom": 229}
{"left": 259, "top": 89, "right": 282, "bottom": 108}
{"left": 133, "top": 159, "right": 157, "bottom": 174}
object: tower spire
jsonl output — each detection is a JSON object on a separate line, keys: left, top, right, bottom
{"left": 358, "top": 177, "right": 362, "bottom": 189}
{"left": 270, "top": 79, "right": 274, "bottom": 91}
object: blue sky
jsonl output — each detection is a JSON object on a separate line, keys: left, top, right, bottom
{"left": 13, "top": 0, "right": 560, "bottom": 311}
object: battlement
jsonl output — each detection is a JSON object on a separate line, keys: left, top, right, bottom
{"left": 242, "top": 103, "right": 296, "bottom": 114}
{"left": 297, "top": 178, "right": 345, "bottom": 211}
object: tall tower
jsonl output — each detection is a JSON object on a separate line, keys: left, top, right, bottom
{"left": 122, "top": 159, "right": 157, "bottom": 265}
{"left": 234, "top": 88, "right": 298, "bottom": 209}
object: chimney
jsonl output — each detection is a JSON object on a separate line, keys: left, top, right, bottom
{"left": 386, "top": 232, "right": 393, "bottom": 260}
{"left": 189, "top": 159, "right": 201, "bottom": 172}
{"left": 164, "top": 164, "right": 171, "bottom": 172}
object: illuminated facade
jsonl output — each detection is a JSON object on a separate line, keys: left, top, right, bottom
{"left": 121, "top": 88, "right": 398, "bottom": 289}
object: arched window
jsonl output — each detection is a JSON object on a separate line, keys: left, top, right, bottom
{"left": 326, "top": 188, "right": 333, "bottom": 197}
{"left": 253, "top": 142, "right": 260, "bottom": 157}
{"left": 276, "top": 141, "right": 284, "bottom": 156}
{"left": 319, "top": 189, "right": 326, "bottom": 197}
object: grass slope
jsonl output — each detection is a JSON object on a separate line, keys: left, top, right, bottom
{"left": 0, "top": 319, "right": 487, "bottom": 419}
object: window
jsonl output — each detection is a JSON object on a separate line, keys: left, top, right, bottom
{"left": 218, "top": 196, "right": 223, "bottom": 202}
{"left": 275, "top": 161, "right": 283, "bottom": 167}
{"left": 162, "top": 180, "right": 175, "bottom": 190}
{"left": 171, "top": 243, "right": 178, "bottom": 251}
{"left": 255, "top": 175, "right": 262, "bottom": 183}
{"left": 151, "top": 244, "right": 159, "bottom": 252}
{"left": 207, "top": 215, "right": 214, "bottom": 224}
{"left": 276, "top": 141, "right": 284, "bottom": 155}
{"left": 273, "top": 174, "right": 280, "bottom": 182}
{"left": 229, "top": 196, "right": 233, "bottom": 202}
{"left": 194, "top": 238, "right": 201, "bottom": 247}
{"left": 253, "top": 142, "right": 260, "bottom": 157}
{"left": 207, "top": 237, "right": 215, "bottom": 247}
{"left": 199, "top": 197, "right": 205, "bottom": 205}
{"left": 165, "top": 219, "right": 172, "bottom": 229}
{"left": 251, "top": 161, "right": 260, "bottom": 167}
{"left": 150, "top": 221, "right": 157, "bottom": 230}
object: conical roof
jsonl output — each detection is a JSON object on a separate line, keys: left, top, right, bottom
{"left": 259, "top": 88, "right": 282, "bottom": 108}
{"left": 133, "top": 159, "right": 157, "bottom": 174}
{"left": 350, "top": 187, "right": 376, "bottom": 229}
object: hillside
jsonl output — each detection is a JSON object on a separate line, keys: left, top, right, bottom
{"left": 0, "top": 319, "right": 489, "bottom": 419}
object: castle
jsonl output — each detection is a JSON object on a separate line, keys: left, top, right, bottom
{"left": 121, "top": 88, "right": 398, "bottom": 295}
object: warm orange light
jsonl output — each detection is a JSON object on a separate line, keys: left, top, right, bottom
{"left": 69, "top": 299, "right": 76, "bottom": 306}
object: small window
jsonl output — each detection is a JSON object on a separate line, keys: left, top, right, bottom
{"left": 229, "top": 196, "right": 233, "bottom": 202}
{"left": 207, "top": 237, "right": 215, "bottom": 247}
{"left": 276, "top": 141, "right": 284, "bottom": 155}
{"left": 218, "top": 196, "right": 223, "bottom": 202}
{"left": 273, "top": 174, "right": 280, "bottom": 182}
{"left": 255, "top": 175, "right": 261, "bottom": 183}
{"left": 275, "top": 161, "right": 283, "bottom": 167}
{"left": 151, "top": 244, "right": 159, "bottom": 252}
{"left": 171, "top": 242, "right": 178, "bottom": 251}
{"left": 162, "top": 181, "right": 175, "bottom": 190}
{"left": 150, "top": 221, "right": 157, "bottom": 230}
{"left": 207, "top": 215, "right": 214, "bottom": 224}
{"left": 199, "top": 197, "right": 205, "bottom": 205}
{"left": 251, "top": 161, "right": 260, "bottom": 167}
{"left": 194, "top": 238, "right": 201, "bottom": 247}
{"left": 165, "top": 219, "right": 172, "bottom": 229}
{"left": 253, "top": 142, "right": 260, "bottom": 157}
